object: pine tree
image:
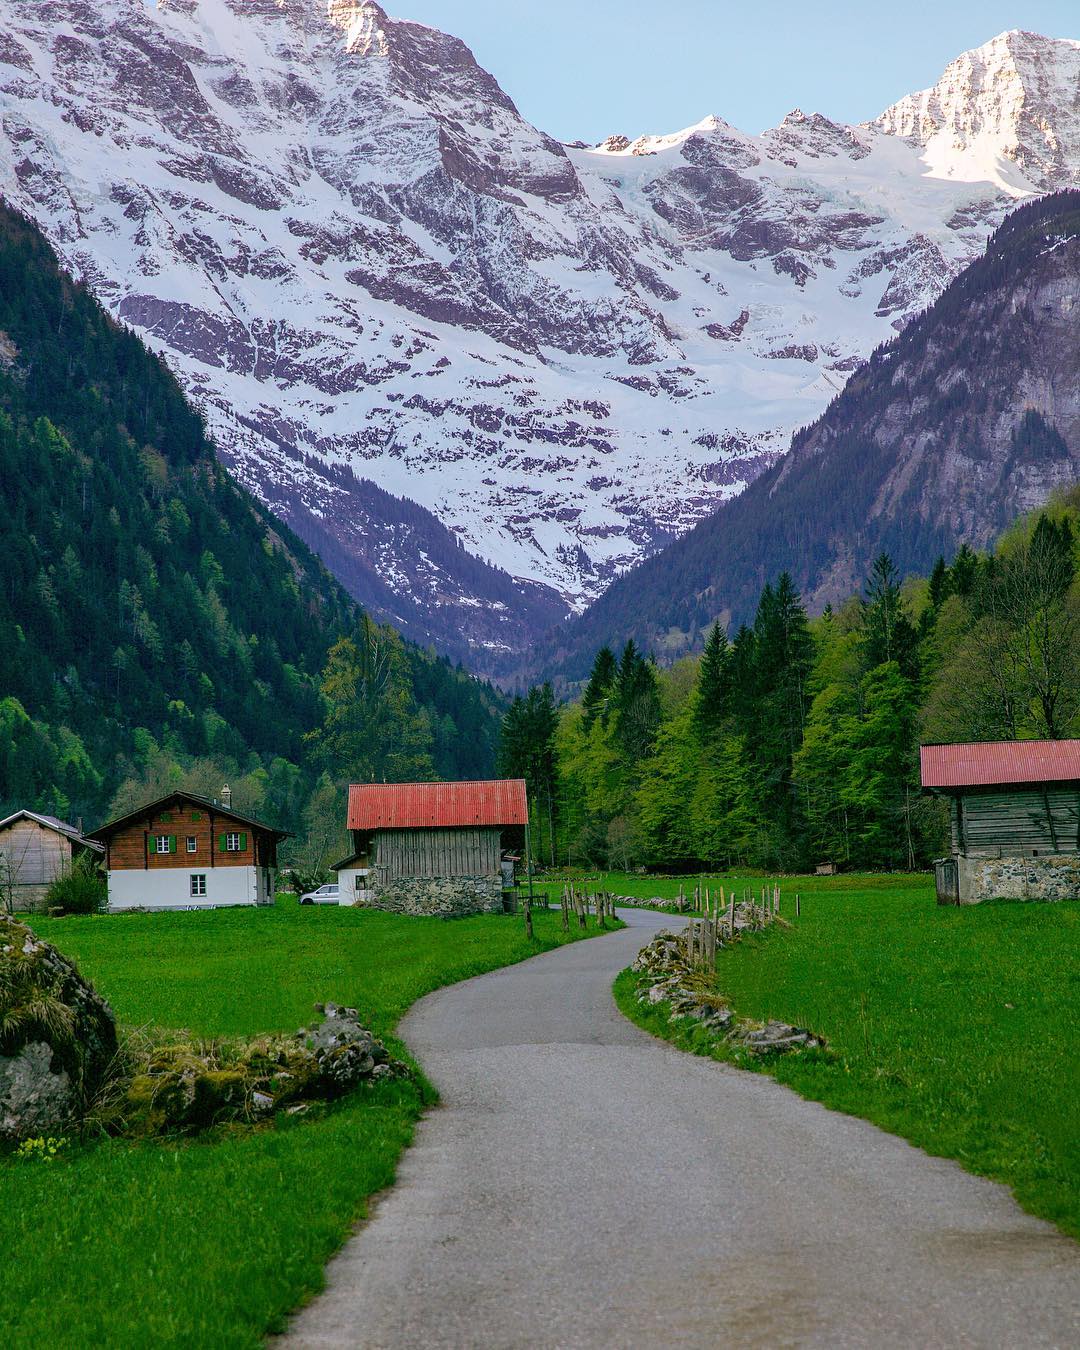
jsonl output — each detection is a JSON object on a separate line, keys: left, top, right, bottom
{"left": 694, "top": 622, "right": 731, "bottom": 741}
{"left": 863, "top": 553, "right": 919, "bottom": 678}
{"left": 581, "top": 646, "right": 617, "bottom": 730}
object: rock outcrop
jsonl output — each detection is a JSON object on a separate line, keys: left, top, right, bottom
{"left": 0, "top": 916, "right": 118, "bottom": 1142}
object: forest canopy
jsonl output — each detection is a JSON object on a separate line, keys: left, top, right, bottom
{"left": 500, "top": 494, "right": 1080, "bottom": 874}
{"left": 0, "top": 203, "right": 503, "bottom": 857}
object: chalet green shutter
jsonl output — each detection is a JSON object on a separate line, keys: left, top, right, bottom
{"left": 218, "top": 833, "right": 228, "bottom": 852}
{"left": 239, "top": 832, "right": 247, "bottom": 852}
{"left": 168, "top": 835, "right": 176, "bottom": 854}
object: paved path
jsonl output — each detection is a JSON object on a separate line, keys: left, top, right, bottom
{"left": 285, "top": 909, "right": 1080, "bottom": 1349}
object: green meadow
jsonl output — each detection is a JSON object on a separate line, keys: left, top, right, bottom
{"left": 2, "top": 900, "right": 610, "bottom": 1349}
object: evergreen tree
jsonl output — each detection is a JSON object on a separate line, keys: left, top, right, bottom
{"left": 310, "top": 621, "right": 434, "bottom": 785}
{"left": 927, "top": 556, "right": 951, "bottom": 610}
{"left": 612, "top": 641, "right": 662, "bottom": 771}
{"left": 863, "top": 553, "right": 919, "bottom": 677}
{"left": 747, "top": 573, "right": 813, "bottom": 862}
{"left": 580, "top": 646, "right": 617, "bottom": 731}
{"left": 694, "top": 622, "right": 731, "bottom": 741}
{"left": 949, "top": 543, "right": 980, "bottom": 597}
{"left": 499, "top": 683, "right": 560, "bottom": 865}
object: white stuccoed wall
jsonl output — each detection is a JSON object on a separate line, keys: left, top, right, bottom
{"left": 107, "top": 866, "right": 275, "bottom": 911}
{"left": 335, "top": 868, "right": 372, "bottom": 905}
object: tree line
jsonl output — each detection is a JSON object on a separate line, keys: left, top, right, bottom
{"left": 500, "top": 496, "right": 1080, "bottom": 873}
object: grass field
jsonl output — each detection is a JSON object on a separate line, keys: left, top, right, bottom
{"left": 2, "top": 899, "right": 611, "bottom": 1348}
{"left": 611, "top": 871, "right": 1080, "bottom": 1241}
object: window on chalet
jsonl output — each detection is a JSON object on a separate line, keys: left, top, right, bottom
{"left": 186, "top": 836, "right": 197, "bottom": 853}
{"left": 226, "top": 832, "right": 241, "bottom": 852}
{"left": 155, "top": 835, "right": 174, "bottom": 855}
{"left": 190, "top": 874, "right": 206, "bottom": 897}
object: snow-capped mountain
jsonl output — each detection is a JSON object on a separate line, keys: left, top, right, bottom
{"left": 0, "top": 6, "right": 1077, "bottom": 666}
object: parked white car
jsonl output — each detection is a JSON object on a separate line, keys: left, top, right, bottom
{"left": 299, "top": 883, "right": 339, "bottom": 905}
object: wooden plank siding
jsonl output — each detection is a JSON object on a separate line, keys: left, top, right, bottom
{"left": 0, "top": 817, "right": 74, "bottom": 886}
{"left": 950, "top": 786, "right": 1080, "bottom": 857}
{"left": 107, "top": 806, "right": 256, "bottom": 870}
{"left": 374, "top": 827, "right": 502, "bottom": 881}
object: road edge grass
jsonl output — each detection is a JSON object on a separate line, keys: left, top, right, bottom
{"left": 613, "top": 960, "right": 1080, "bottom": 1244}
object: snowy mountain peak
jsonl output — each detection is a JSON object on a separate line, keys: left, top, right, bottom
{"left": 328, "top": 0, "right": 392, "bottom": 55}
{"left": 2, "top": 7, "right": 1080, "bottom": 669}
{"left": 873, "top": 30, "right": 1080, "bottom": 191}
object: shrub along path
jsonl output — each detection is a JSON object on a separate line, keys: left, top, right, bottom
{"left": 0, "top": 900, "right": 607, "bottom": 1349}
{"left": 284, "top": 906, "right": 1080, "bottom": 1349}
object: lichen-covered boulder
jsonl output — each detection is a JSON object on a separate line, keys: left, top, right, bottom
{"left": 299, "top": 1002, "right": 390, "bottom": 1096}
{"left": 0, "top": 915, "right": 118, "bottom": 1141}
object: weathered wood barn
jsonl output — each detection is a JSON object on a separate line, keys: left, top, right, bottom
{"left": 921, "top": 740, "right": 1080, "bottom": 904}
{"left": 0, "top": 811, "right": 103, "bottom": 914}
{"left": 340, "top": 780, "right": 528, "bottom": 916}
{"left": 88, "top": 790, "right": 289, "bottom": 912}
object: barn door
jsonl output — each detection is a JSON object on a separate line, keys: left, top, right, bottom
{"left": 934, "top": 858, "right": 959, "bottom": 906}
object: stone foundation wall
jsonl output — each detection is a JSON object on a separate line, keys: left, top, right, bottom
{"left": 366, "top": 875, "right": 505, "bottom": 917}
{"left": 959, "top": 853, "right": 1080, "bottom": 903}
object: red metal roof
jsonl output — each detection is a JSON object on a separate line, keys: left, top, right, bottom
{"left": 347, "top": 780, "right": 529, "bottom": 830}
{"left": 920, "top": 740, "right": 1080, "bottom": 790}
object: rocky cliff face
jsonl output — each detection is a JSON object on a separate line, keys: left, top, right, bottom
{"left": 533, "top": 191, "right": 1080, "bottom": 682}
{"left": 0, "top": 6, "right": 1077, "bottom": 664}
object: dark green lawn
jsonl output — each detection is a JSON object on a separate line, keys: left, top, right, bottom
{"left": 615, "top": 872, "right": 1080, "bottom": 1241}
{"left": 2, "top": 900, "right": 610, "bottom": 1348}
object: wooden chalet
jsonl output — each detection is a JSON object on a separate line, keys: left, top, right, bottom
{"left": 921, "top": 740, "right": 1080, "bottom": 904}
{"left": 88, "top": 790, "right": 289, "bottom": 912}
{"left": 0, "top": 810, "right": 104, "bottom": 914}
{"left": 339, "top": 779, "right": 529, "bottom": 915}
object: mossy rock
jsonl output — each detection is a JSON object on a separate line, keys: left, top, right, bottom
{"left": 1, "top": 916, "right": 118, "bottom": 1141}
{"left": 191, "top": 1071, "right": 247, "bottom": 1125}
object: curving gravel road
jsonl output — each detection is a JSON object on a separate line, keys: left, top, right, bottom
{"left": 284, "top": 908, "right": 1080, "bottom": 1349}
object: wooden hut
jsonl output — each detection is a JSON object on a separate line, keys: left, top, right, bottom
{"left": 0, "top": 811, "right": 104, "bottom": 914}
{"left": 341, "top": 780, "right": 529, "bottom": 916}
{"left": 920, "top": 740, "right": 1080, "bottom": 904}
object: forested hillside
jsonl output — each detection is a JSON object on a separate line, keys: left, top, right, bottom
{"left": 0, "top": 204, "right": 502, "bottom": 836}
{"left": 531, "top": 190, "right": 1080, "bottom": 684}
{"left": 502, "top": 496, "right": 1080, "bottom": 873}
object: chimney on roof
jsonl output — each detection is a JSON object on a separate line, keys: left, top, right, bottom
{"left": 221, "top": 784, "right": 232, "bottom": 810}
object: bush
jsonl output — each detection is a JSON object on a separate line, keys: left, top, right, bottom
{"left": 46, "top": 858, "right": 107, "bottom": 916}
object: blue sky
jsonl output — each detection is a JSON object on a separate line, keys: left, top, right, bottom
{"left": 392, "top": 1, "right": 1077, "bottom": 142}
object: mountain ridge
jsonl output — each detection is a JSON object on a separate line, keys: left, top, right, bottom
{"left": 1, "top": 7, "right": 1078, "bottom": 667}
{"left": 528, "top": 189, "right": 1080, "bottom": 684}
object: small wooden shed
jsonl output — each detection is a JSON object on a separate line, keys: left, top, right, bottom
{"left": 920, "top": 740, "right": 1080, "bottom": 904}
{"left": 0, "top": 811, "right": 104, "bottom": 914}
{"left": 342, "top": 779, "right": 529, "bottom": 916}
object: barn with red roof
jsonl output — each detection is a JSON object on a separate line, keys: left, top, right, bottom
{"left": 920, "top": 740, "right": 1080, "bottom": 904}
{"left": 334, "top": 779, "right": 529, "bottom": 915}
